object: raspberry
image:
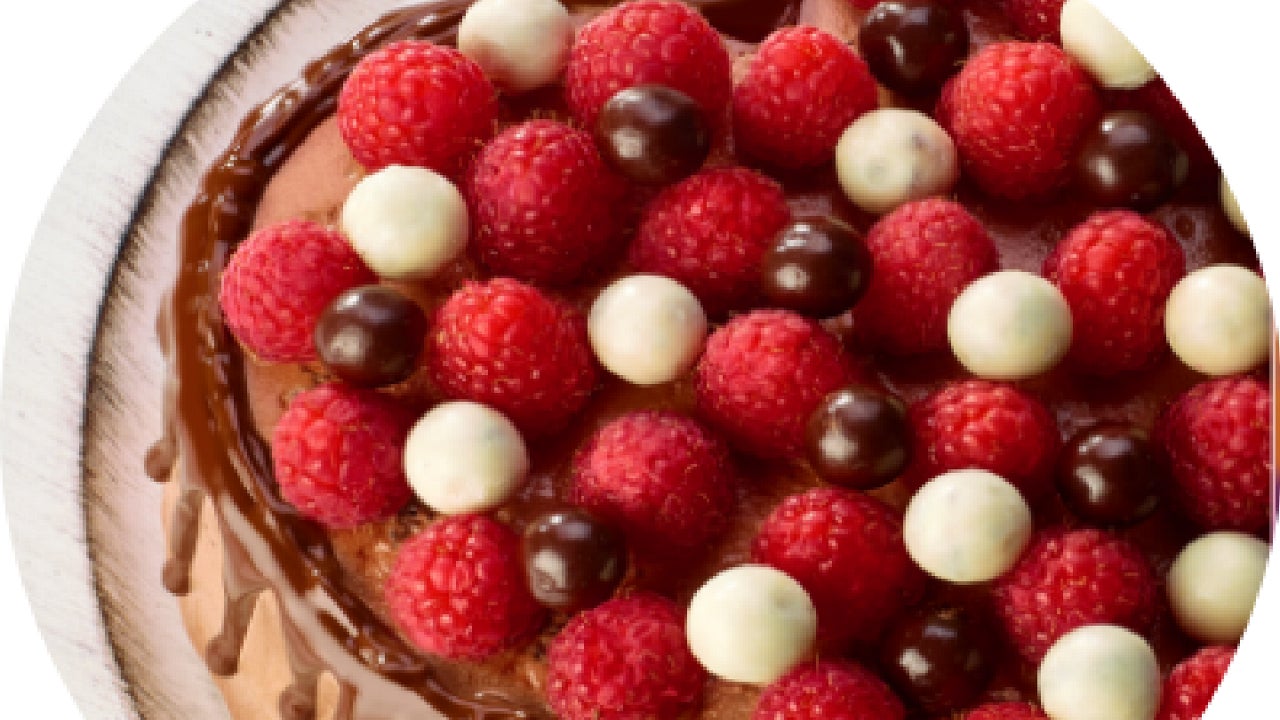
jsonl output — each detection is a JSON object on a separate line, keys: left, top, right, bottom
{"left": 942, "top": 42, "right": 1100, "bottom": 199}
{"left": 752, "top": 488, "right": 924, "bottom": 648}
{"left": 1156, "top": 646, "right": 1235, "bottom": 720}
{"left": 991, "top": 528, "right": 1159, "bottom": 663}
{"left": 967, "top": 702, "right": 1050, "bottom": 720}
{"left": 219, "top": 219, "right": 375, "bottom": 363}
{"left": 467, "top": 120, "right": 628, "bottom": 285}
{"left": 852, "top": 199, "right": 999, "bottom": 355}
{"left": 385, "top": 515, "right": 544, "bottom": 660}
{"left": 1043, "top": 210, "right": 1186, "bottom": 375}
{"left": 629, "top": 167, "right": 790, "bottom": 316}
{"left": 337, "top": 41, "right": 496, "bottom": 175}
{"left": 565, "top": 1, "right": 732, "bottom": 129}
{"left": 695, "top": 310, "right": 855, "bottom": 458}
{"left": 905, "top": 380, "right": 1060, "bottom": 498}
{"left": 733, "top": 26, "right": 878, "bottom": 169}
{"left": 753, "top": 661, "right": 906, "bottom": 720}
{"left": 546, "top": 594, "right": 706, "bottom": 720}
{"left": 1156, "top": 377, "right": 1272, "bottom": 533}
{"left": 271, "top": 383, "right": 414, "bottom": 529}
{"left": 426, "top": 279, "right": 598, "bottom": 436}
{"left": 1004, "top": 0, "right": 1066, "bottom": 42}
{"left": 570, "top": 411, "right": 738, "bottom": 550}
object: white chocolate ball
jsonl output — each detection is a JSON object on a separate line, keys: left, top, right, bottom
{"left": 1038, "top": 624, "right": 1160, "bottom": 720}
{"left": 340, "top": 165, "right": 468, "bottom": 280}
{"left": 458, "top": 0, "right": 573, "bottom": 93}
{"left": 685, "top": 565, "right": 817, "bottom": 685}
{"left": 1164, "top": 265, "right": 1271, "bottom": 377}
{"left": 903, "top": 469, "right": 1034, "bottom": 584}
{"left": 835, "top": 108, "right": 959, "bottom": 215}
{"left": 588, "top": 275, "right": 708, "bottom": 386}
{"left": 1221, "top": 175, "right": 1249, "bottom": 236}
{"left": 1060, "top": 0, "right": 1155, "bottom": 90}
{"left": 947, "top": 270, "right": 1073, "bottom": 381}
{"left": 404, "top": 401, "right": 529, "bottom": 515}
{"left": 1167, "top": 531, "right": 1269, "bottom": 645}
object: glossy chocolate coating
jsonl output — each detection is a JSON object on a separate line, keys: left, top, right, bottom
{"left": 314, "top": 285, "right": 427, "bottom": 388}
{"left": 804, "top": 385, "right": 910, "bottom": 490}
{"left": 595, "top": 84, "right": 711, "bottom": 185}
{"left": 859, "top": 0, "right": 969, "bottom": 96}
{"left": 879, "top": 606, "right": 997, "bottom": 714}
{"left": 1075, "top": 110, "right": 1189, "bottom": 209}
{"left": 1057, "top": 422, "right": 1163, "bottom": 527}
{"left": 522, "top": 507, "right": 627, "bottom": 613}
{"left": 761, "top": 218, "right": 872, "bottom": 318}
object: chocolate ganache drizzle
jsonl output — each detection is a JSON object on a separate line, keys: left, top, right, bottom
{"left": 145, "top": 1, "right": 801, "bottom": 719}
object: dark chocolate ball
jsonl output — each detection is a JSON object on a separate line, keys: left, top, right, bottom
{"left": 522, "top": 507, "right": 627, "bottom": 613}
{"left": 859, "top": 0, "right": 970, "bottom": 96}
{"left": 761, "top": 218, "right": 872, "bottom": 318}
{"left": 805, "top": 385, "right": 910, "bottom": 490}
{"left": 1057, "top": 422, "right": 1163, "bottom": 527}
{"left": 879, "top": 606, "right": 997, "bottom": 714}
{"left": 1075, "top": 110, "right": 1189, "bottom": 209}
{"left": 314, "top": 285, "right": 426, "bottom": 388}
{"left": 595, "top": 84, "right": 711, "bottom": 185}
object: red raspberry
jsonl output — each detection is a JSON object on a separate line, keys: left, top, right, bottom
{"left": 219, "top": 219, "right": 375, "bottom": 363}
{"left": 752, "top": 488, "right": 924, "bottom": 648}
{"left": 733, "top": 26, "right": 878, "bottom": 169}
{"left": 1156, "top": 646, "right": 1235, "bottom": 720}
{"left": 753, "top": 661, "right": 906, "bottom": 720}
{"left": 905, "top": 380, "right": 1060, "bottom": 498}
{"left": 337, "top": 41, "right": 496, "bottom": 175}
{"left": 426, "top": 279, "right": 598, "bottom": 436}
{"left": 1156, "top": 377, "right": 1272, "bottom": 533}
{"left": 943, "top": 42, "right": 1100, "bottom": 199}
{"left": 991, "top": 528, "right": 1159, "bottom": 663}
{"left": 967, "top": 702, "right": 1050, "bottom": 720}
{"left": 1004, "top": 0, "right": 1066, "bottom": 42}
{"left": 546, "top": 594, "right": 706, "bottom": 720}
{"left": 629, "top": 167, "right": 790, "bottom": 316}
{"left": 565, "top": 1, "right": 732, "bottom": 129}
{"left": 695, "top": 310, "right": 856, "bottom": 458}
{"left": 467, "top": 120, "right": 628, "bottom": 285}
{"left": 385, "top": 515, "right": 544, "bottom": 660}
{"left": 271, "top": 383, "right": 414, "bottom": 529}
{"left": 1043, "top": 210, "right": 1186, "bottom": 375}
{"left": 570, "top": 411, "right": 737, "bottom": 550}
{"left": 852, "top": 199, "right": 999, "bottom": 356}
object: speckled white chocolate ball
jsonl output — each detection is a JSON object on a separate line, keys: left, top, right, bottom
{"left": 1221, "top": 175, "right": 1249, "bottom": 236}
{"left": 903, "top": 469, "right": 1034, "bottom": 584}
{"left": 947, "top": 270, "right": 1072, "bottom": 381}
{"left": 1038, "top": 624, "right": 1160, "bottom": 720}
{"left": 340, "top": 165, "right": 468, "bottom": 280}
{"left": 1164, "top": 265, "right": 1271, "bottom": 377}
{"left": 685, "top": 565, "right": 817, "bottom": 685}
{"left": 835, "top": 108, "right": 959, "bottom": 215}
{"left": 404, "top": 401, "right": 529, "bottom": 515}
{"left": 1167, "top": 531, "right": 1269, "bottom": 645}
{"left": 1060, "top": 0, "right": 1155, "bottom": 90}
{"left": 458, "top": 0, "right": 573, "bottom": 93}
{"left": 588, "top": 275, "right": 708, "bottom": 386}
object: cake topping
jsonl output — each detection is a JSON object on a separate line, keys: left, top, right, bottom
{"left": 314, "top": 285, "right": 427, "bottom": 388}
{"left": 904, "top": 469, "right": 1034, "bottom": 584}
{"left": 339, "top": 165, "right": 468, "bottom": 280}
{"left": 804, "top": 384, "right": 911, "bottom": 490}
{"left": 520, "top": 507, "right": 627, "bottom": 613}
{"left": 685, "top": 564, "right": 817, "bottom": 685}
{"left": 835, "top": 107, "right": 960, "bottom": 215}
{"left": 1074, "top": 110, "right": 1188, "bottom": 209}
{"left": 760, "top": 218, "right": 872, "bottom": 318}
{"left": 1037, "top": 624, "right": 1161, "bottom": 720}
{"left": 1166, "top": 531, "right": 1268, "bottom": 645}
{"left": 753, "top": 661, "right": 906, "bottom": 720}
{"left": 1164, "top": 264, "right": 1270, "bottom": 377}
{"left": 403, "top": 400, "right": 529, "bottom": 515}
{"left": 1056, "top": 423, "right": 1162, "bottom": 528}
{"left": 859, "top": 0, "right": 969, "bottom": 95}
{"left": 1005, "top": 0, "right": 1066, "bottom": 42}
{"left": 967, "top": 703, "right": 1051, "bottom": 720}
{"left": 1156, "top": 646, "right": 1235, "bottom": 720}
{"left": 1059, "top": 0, "right": 1155, "bottom": 89}
{"left": 457, "top": 0, "right": 573, "bottom": 93}
{"left": 594, "top": 84, "right": 712, "bottom": 185}
{"left": 947, "top": 270, "right": 1072, "bottom": 381}
{"left": 1220, "top": 175, "right": 1249, "bottom": 235}
{"left": 587, "top": 274, "right": 708, "bottom": 386}
{"left": 878, "top": 606, "right": 998, "bottom": 714}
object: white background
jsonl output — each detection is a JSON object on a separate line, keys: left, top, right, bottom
{"left": 0, "top": 0, "right": 1273, "bottom": 717}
